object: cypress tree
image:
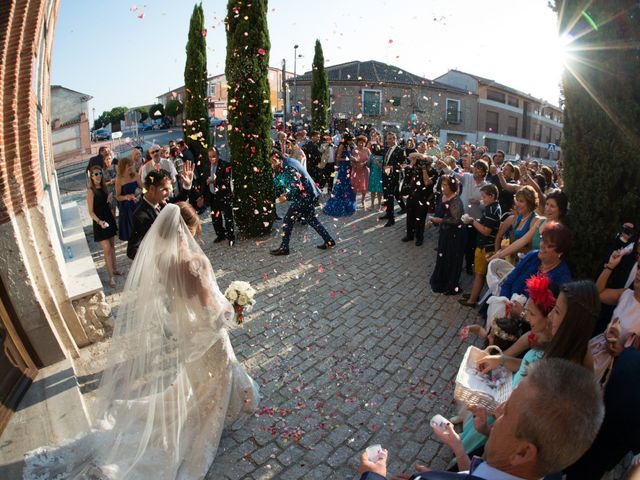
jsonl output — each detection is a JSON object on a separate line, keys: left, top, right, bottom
{"left": 554, "top": 0, "right": 640, "bottom": 277}
{"left": 225, "top": 0, "right": 275, "bottom": 236}
{"left": 183, "top": 3, "right": 210, "bottom": 173}
{"left": 311, "top": 39, "right": 329, "bottom": 133}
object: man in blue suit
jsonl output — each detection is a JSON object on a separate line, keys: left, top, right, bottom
{"left": 358, "top": 359, "right": 603, "bottom": 480}
{"left": 270, "top": 149, "right": 335, "bottom": 256}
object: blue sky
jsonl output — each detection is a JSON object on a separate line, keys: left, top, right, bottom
{"left": 51, "top": 0, "right": 565, "bottom": 121}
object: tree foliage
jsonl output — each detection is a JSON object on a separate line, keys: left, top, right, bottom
{"left": 165, "top": 99, "right": 183, "bottom": 119}
{"left": 93, "top": 106, "right": 128, "bottom": 129}
{"left": 149, "top": 103, "right": 165, "bottom": 118}
{"left": 554, "top": 0, "right": 640, "bottom": 277}
{"left": 183, "top": 3, "right": 210, "bottom": 170}
{"left": 311, "top": 39, "right": 329, "bottom": 133}
{"left": 136, "top": 107, "right": 149, "bottom": 122}
{"left": 225, "top": 0, "right": 275, "bottom": 237}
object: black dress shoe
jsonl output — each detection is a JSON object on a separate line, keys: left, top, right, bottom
{"left": 275, "top": 215, "right": 282, "bottom": 220}
{"left": 213, "top": 236, "right": 226, "bottom": 243}
{"left": 401, "top": 236, "right": 414, "bottom": 242}
{"left": 379, "top": 214, "right": 391, "bottom": 220}
{"left": 270, "top": 247, "right": 289, "bottom": 256}
{"left": 444, "top": 289, "right": 462, "bottom": 296}
{"left": 415, "top": 239, "right": 423, "bottom": 246}
{"left": 317, "top": 240, "right": 336, "bottom": 250}
{"left": 228, "top": 239, "right": 235, "bottom": 247}
{"left": 384, "top": 220, "right": 395, "bottom": 227}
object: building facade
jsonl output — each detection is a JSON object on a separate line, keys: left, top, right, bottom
{"left": 435, "top": 70, "right": 563, "bottom": 161}
{"left": 290, "top": 60, "right": 478, "bottom": 137}
{"left": 0, "top": 0, "right": 112, "bottom": 435}
{"left": 50, "top": 85, "right": 92, "bottom": 163}
{"left": 156, "top": 67, "right": 293, "bottom": 122}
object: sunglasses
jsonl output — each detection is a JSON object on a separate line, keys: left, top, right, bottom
{"left": 151, "top": 150, "right": 160, "bottom": 154}
{"left": 91, "top": 172, "right": 103, "bottom": 177}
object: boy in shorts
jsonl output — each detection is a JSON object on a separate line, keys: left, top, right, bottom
{"left": 459, "top": 184, "right": 501, "bottom": 307}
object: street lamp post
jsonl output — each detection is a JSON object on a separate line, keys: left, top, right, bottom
{"left": 92, "top": 107, "right": 95, "bottom": 128}
{"left": 293, "top": 44, "right": 299, "bottom": 116}
{"left": 281, "top": 58, "right": 287, "bottom": 128}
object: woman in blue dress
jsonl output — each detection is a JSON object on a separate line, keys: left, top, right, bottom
{"left": 115, "top": 156, "right": 141, "bottom": 241}
{"left": 322, "top": 132, "right": 357, "bottom": 217}
{"left": 367, "top": 131, "right": 384, "bottom": 210}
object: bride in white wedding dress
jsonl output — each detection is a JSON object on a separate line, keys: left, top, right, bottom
{"left": 24, "top": 203, "right": 259, "bottom": 480}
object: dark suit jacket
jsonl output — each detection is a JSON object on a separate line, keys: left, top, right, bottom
{"left": 126, "top": 187, "right": 191, "bottom": 259}
{"left": 382, "top": 144, "right": 405, "bottom": 192}
{"left": 86, "top": 154, "right": 104, "bottom": 172}
{"left": 205, "top": 160, "right": 233, "bottom": 205}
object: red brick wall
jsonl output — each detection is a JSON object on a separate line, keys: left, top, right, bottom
{"left": 0, "top": 0, "right": 59, "bottom": 225}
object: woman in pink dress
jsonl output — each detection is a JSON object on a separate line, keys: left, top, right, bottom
{"left": 351, "top": 135, "right": 371, "bottom": 209}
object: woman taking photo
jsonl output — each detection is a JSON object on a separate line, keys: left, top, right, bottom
{"left": 493, "top": 185, "right": 539, "bottom": 261}
{"left": 87, "top": 166, "right": 119, "bottom": 288}
{"left": 430, "top": 175, "right": 464, "bottom": 295}
{"left": 491, "top": 190, "right": 569, "bottom": 260}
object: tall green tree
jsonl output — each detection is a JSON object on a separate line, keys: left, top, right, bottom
{"left": 135, "top": 107, "right": 149, "bottom": 122}
{"left": 225, "top": 0, "right": 274, "bottom": 236}
{"left": 311, "top": 39, "right": 329, "bottom": 133}
{"left": 165, "top": 99, "right": 183, "bottom": 124}
{"left": 183, "top": 3, "right": 210, "bottom": 170}
{"left": 149, "top": 103, "right": 165, "bottom": 118}
{"left": 554, "top": 0, "right": 640, "bottom": 277}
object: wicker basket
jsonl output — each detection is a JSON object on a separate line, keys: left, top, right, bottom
{"left": 454, "top": 345, "right": 513, "bottom": 414}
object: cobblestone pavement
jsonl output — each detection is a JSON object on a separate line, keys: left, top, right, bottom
{"left": 62, "top": 174, "right": 484, "bottom": 480}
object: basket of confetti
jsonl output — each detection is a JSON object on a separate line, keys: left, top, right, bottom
{"left": 454, "top": 345, "right": 513, "bottom": 414}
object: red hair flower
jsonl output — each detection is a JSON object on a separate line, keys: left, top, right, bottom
{"left": 526, "top": 273, "right": 556, "bottom": 315}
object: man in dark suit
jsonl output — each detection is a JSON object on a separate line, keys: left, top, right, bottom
{"left": 269, "top": 150, "right": 335, "bottom": 255}
{"left": 302, "top": 130, "right": 322, "bottom": 184}
{"left": 86, "top": 146, "right": 111, "bottom": 172}
{"left": 358, "top": 359, "right": 604, "bottom": 480}
{"left": 380, "top": 132, "right": 406, "bottom": 227}
{"left": 205, "top": 147, "right": 235, "bottom": 246}
{"left": 126, "top": 161, "right": 194, "bottom": 259}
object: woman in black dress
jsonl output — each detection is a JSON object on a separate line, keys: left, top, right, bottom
{"left": 429, "top": 174, "right": 465, "bottom": 295}
{"left": 87, "top": 166, "right": 119, "bottom": 288}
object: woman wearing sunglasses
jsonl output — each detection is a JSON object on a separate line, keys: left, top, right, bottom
{"left": 87, "top": 165, "right": 119, "bottom": 288}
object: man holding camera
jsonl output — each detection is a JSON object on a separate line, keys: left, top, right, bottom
{"left": 401, "top": 153, "right": 436, "bottom": 246}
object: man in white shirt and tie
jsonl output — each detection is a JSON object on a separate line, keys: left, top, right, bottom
{"left": 380, "top": 132, "right": 406, "bottom": 227}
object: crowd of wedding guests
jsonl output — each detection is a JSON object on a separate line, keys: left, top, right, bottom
{"left": 86, "top": 128, "right": 639, "bottom": 478}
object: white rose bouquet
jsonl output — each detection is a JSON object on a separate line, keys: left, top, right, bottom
{"left": 224, "top": 280, "right": 256, "bottom": 325}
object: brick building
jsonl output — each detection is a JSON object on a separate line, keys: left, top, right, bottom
{"left": 50, "top": 85, "right": 92, "bottom": 163}
{"left": 435, "top": 70, "right": 563, "bottom": 161}
{"left": 156, "top": 67, "right": 294, "bottom": 122}
{"left": 0, "top": 0, "right": 110, "bottom": 442}
{"left": 290, "top": 60, "right": 477, "bottom": 137}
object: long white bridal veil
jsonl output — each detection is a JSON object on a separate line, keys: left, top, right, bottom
{"left": 24, "top": 204, "right": 237, "bottom": 479}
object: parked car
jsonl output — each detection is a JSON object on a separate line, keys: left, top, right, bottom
{"left": 139, "top": 123, "right": 153, "bottom": 132}
{"left": 210, "top": 117, "right": 227, "bottom": 128}
{"left": 93, "top": 128, "right": 110, "bottom": 141}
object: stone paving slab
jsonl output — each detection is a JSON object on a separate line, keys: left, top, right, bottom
{"left": 57, "top": 171, "right": 634, "bottom": 480}
{"left": 62, "top": 177, "right": 481, "bottom": 479}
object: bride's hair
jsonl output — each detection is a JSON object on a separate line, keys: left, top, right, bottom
{"left": 177, "top": 201, "right": 202, "bottom": 240}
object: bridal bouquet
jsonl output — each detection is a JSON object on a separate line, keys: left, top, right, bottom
{"left": 224, "top": 281, "right": 256, "bottom": 325}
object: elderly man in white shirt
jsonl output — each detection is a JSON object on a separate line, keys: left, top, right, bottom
{"left": 140, "top": 144, "right": 178, "bottom": 185}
